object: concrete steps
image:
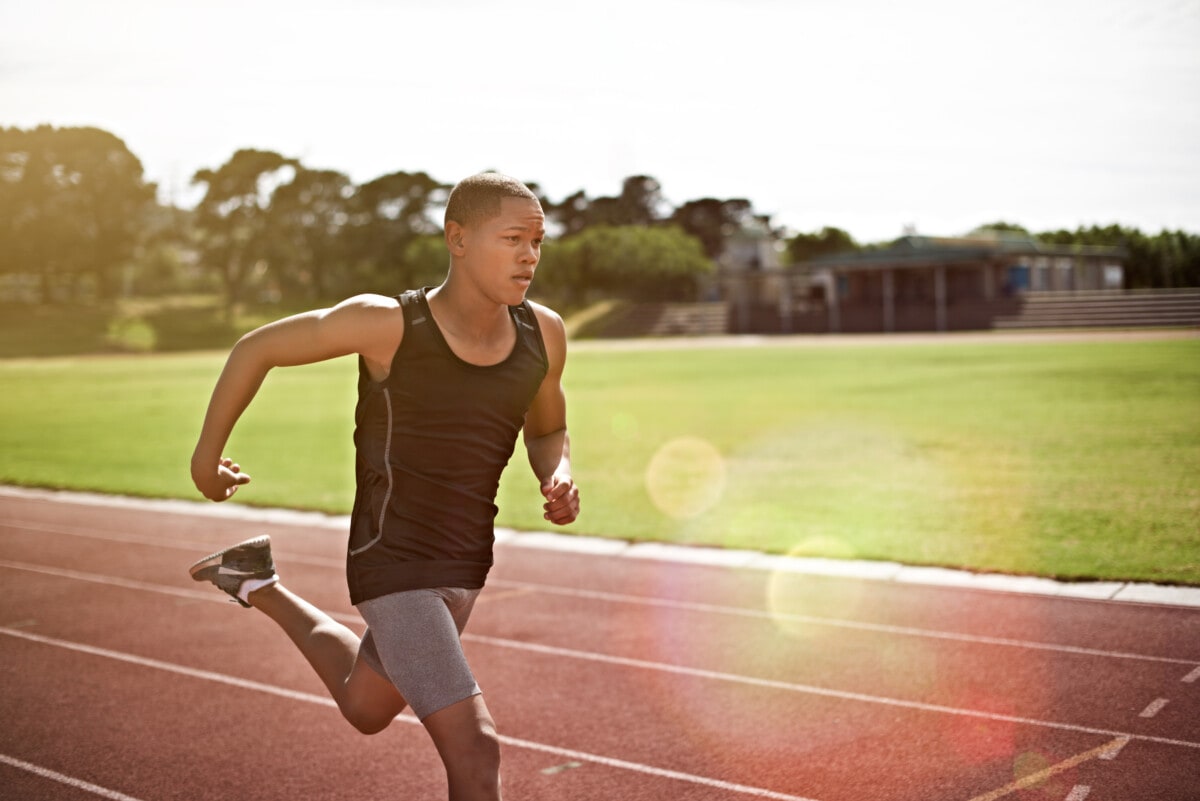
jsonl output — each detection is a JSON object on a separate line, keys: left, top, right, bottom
{"left": 994, "top": 289, "right": 1200, "bottom": 329}
{"left": 578, "top": 302, "right": 730, "bottom": 338}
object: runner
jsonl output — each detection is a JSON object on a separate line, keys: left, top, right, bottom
{"left": 187, "top": 172, "right": 579, "bottom": 801}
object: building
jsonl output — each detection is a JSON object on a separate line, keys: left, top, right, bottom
{"left": 707, "top": 217, "right": 795, "bottom": 332}
{"left": 783, "top": 231, "right": 1126, "bottom": 333}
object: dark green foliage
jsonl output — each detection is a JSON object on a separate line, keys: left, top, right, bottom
{"left": 0, "top": 125, "right": 156, "bottom": 302}
{"left": 786, "top": 226, "right": 859, "bottom": 263}
{"left": 3, "top": 124, "right": 1197, "bottom": 344}
{"left": 537, "top": 225, "right": 713, "bottom": 304}
{"left": 1038, "top": 224, "right": 1200, "bottom": 288}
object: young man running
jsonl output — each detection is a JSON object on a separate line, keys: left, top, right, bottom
{"left": 188, "top": 172, "right": 579, "bottom": 801}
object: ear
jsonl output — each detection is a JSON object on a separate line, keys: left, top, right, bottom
{"left": 445, "top": 221, "right": 467, "bottom": 256}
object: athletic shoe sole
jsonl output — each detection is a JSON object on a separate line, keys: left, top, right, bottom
{"left": 188, "top": 535, "right": 275, "bottom": 607}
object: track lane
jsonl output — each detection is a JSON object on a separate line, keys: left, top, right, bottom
{"left": 0, "top": 567, "right": 831, "bottom": 800}
{"left": 5, "top": 516, "right": 1199, "bottom": 747}
{"left": 5, "top": 542, "right": 1198, "bottom": 750}
{"left": 3, "top": 493, "right": 1199, "bottom": 800}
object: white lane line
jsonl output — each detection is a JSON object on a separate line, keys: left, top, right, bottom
{"left": 1183, "top": 665, "right": 1200, "bottom": 683}
{"left": 496, "top": 732, "right": 818, "bottom": 801}
{"left": 467, "top": 634, "right": 1200, "bottom": 752}
{"left": 1098, "top": 735, "right": 1130, "bottom": 760}
{"left": 486, "top": 578, "right": 1200, "bottom": 668}
{"left": 0, "top": 559, "right": 233, "bottom": 605}
{"left": 478, "top": 587, "right": 536, "bottom": 604}
{"left": 0, "top": 753, "right": 150, "bottom": 801}
{"left": 1064, "top": 786, "right": 1091, "bottom": 801}
{"left": 0, "top": 519, "right": 247, "bottom": 555}
{"left": 0, "top": 627, "right": 819, "bottom": 801}
{"left": 5, "top": 558, "right": 1200, "bottom": 753}
{"left": 1139, "top": 698, "right": 1170, "bottom": 719}
{"left": 7, "top": 518, "right": 1200, "bottom": 670}
{"left": 1, "top": 626, "right": 350, "bottom": 706}
{"left": 965, "top": 740, "right": 1122, "bottom": 801}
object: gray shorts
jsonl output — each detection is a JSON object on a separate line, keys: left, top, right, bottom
{"left": 356, "top": 587, "right": 482, "bottom": 721}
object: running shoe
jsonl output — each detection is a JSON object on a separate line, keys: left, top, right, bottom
{"left": 188, "top": 535, "right": 276, "bottom": 608}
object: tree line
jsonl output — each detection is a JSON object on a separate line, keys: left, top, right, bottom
{"left": 2, "top": 124, "right": 1197, "bottom": 313}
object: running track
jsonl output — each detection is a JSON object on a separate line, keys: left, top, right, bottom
{"left": 2, "top": 489, "right": 1199, "bottom": 800}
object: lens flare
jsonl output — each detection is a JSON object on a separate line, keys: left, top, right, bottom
{"left": 644, "top": 436, "right": 727, "bottom": 520}
{"left": 765, "top": 538, "right": 864, "bottom": 639}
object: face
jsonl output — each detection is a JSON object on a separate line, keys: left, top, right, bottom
{"left": 453, "top": 196, "right": 546, "bottom": 306}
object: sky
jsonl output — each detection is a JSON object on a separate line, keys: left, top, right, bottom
{"left": 2, "top": 0, "right": 1198, "bottom": 244}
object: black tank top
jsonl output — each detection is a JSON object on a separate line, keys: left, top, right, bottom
{"left": 346, "top": 288, "right": 549, "bottom": 604}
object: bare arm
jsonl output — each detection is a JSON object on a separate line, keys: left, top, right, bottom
{"left": 523, "top": 305, "right": 580, "bottom": 525}
{"left": 191, "top": 294, "right": 402, "bottom": 501}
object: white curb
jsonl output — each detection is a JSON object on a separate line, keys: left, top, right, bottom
{"left": 3, "top": 485, "right": 1199, "bottom": 608}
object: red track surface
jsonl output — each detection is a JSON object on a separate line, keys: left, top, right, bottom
{"left": 2, "top": 492, "right": 1199, "bottom": 800}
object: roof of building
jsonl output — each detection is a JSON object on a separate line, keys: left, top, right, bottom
{"left": 799, "top": 231, "right": 1125, "bottom": 271}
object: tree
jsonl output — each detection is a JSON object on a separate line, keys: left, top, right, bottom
{"left": 970, "top": 221, "right": 1030, "bottom": 235}
{"left": 786, "top": 226, "right": 859, "bottom": 263}
{"left": 128, "top": 202, "right": 200, "bottom": 296}
{"left": 1153, "top": 229, "right": 1200, "bottom": 288}
{"left": 349, "top": 170, "right": 449, "bottom": 293}
{"left": 616, "top": 175, "right": 667, "bottom": 226}
{"left": 537, "top": 224, "right": 713, "bottom": 303}
{"left": 1034, "top": 224, "right": 1200, "bottom": 289}
{"left": 544, "top": 176, "right": 666, "bottom": 236}
{"left": 401, "top": 234, "right": 453, "bottom": 290}
{"left": 0, "top": 125, "right": 156, "bottom": 302}
{"left": 192, "top": 149, "right": 298, "bottom": 313}
{"left": 545, "top": 189, "right": 590, "bottom": 237}
{"left": 669, "top": 198, "right": 755, "bottom": 259}
{"left": 266, "top": 167, "right": 354, "bottom": 301}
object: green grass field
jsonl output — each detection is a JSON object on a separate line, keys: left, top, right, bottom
{"left": 1, "top": 336, "right": 1196, "bottom": 584}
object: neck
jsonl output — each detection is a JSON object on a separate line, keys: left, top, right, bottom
{"left": 426, "top": 280, "right": 512, "bottom": 343}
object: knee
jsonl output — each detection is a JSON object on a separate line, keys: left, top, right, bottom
{"left": 425, "top": 698, "right": 503, "bottom": 792}
{"left": 349, "top": 714, "right": 392, "bottom": 736}
{"left": 445, "top": 725, "right": 502, "bottom": 791}
{"left": 342, "top": 699, "right": 398, "bottom": 735}
{"left": 469, "top": 724, "right": 502, "bottom": 769}
{"left": 445, "top": 720, "right": 502, "bottom": 769}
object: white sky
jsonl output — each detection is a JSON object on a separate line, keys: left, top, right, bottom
{"left": 2, "top": 0, "right": 1197, "bottom": 243}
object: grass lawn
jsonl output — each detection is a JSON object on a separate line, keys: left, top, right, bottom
{"left": 0, "top": 336, "right": 1196, "bottom": 584}
{"left": 0, "top": 297, "right": 316, "bottom": 358}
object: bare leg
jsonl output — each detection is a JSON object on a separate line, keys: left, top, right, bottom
{"left": 423, "top": 694, "right": 503, "bottom": 801}
{"left": 245, "top": 582, "right": 501, "bottom": 799}
{"left": 247, "top": 583, "right": 406, "bottom": 734}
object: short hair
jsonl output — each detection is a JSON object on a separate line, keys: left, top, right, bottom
{"left": 444, "top": 172, "right": 539, "bottom": 229}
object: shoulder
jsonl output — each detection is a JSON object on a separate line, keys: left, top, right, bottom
{"left": 323, "top": 294, "right": 405, "bottom": 368}
{"left": 525, "top": 300, "right": 567, "bottom": 371}
{"left": 526, "top": 300, "right": 565, "bottom": 337}
{"left": 330, "top": 293, "right": 401, "bottom": 314}
{"left": 323, "top": 293, "right": 405, "bottom": 331}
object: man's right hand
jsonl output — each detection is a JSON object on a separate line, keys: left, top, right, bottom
{"left": 193, "top": 457, "right": 251, "bottom": 502}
